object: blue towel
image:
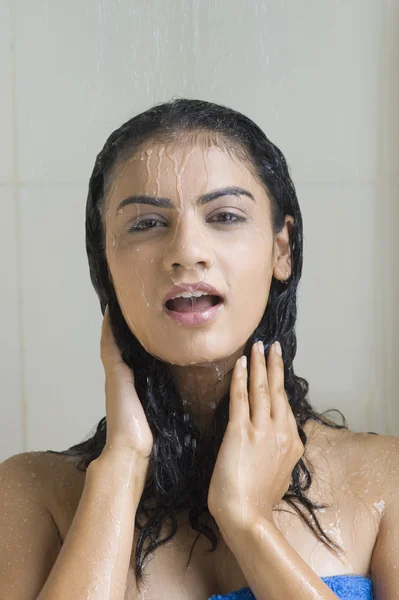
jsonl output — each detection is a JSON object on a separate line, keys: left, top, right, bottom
{"left": 208, "top": 575, "right": 373, "bottom": 599}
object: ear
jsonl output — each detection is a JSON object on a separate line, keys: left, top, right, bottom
{"left": 272, "top": 216, "right": 294, "bottom": 282}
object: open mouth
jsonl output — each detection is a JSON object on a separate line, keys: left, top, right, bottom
{"left": 165, "top": 295, "right": 223, "bottom": 313}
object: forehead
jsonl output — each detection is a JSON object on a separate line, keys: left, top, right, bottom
{"left": 106, "top": 139, "right": 266, "bottom": 208}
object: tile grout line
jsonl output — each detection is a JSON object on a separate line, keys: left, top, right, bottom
{"left": 9, "top": 0, "right": 27, "bottom": 453}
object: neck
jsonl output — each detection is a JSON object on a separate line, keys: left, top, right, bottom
{"left": 169, "top": 347, "right": 244, "bottom": 432}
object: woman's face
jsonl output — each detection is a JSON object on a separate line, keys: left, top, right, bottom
{"left": 103, "top": 139, "right": 292, "bottom": 366}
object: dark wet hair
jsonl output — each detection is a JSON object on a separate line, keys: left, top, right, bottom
{"left": 47, "top": 98, "right": 350, "bottom": 587}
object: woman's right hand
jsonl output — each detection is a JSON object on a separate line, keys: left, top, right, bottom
{"left": 100, "top": 306, "right": 154, "bottom": 465}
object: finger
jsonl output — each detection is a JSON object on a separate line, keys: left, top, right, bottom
{"left": 229, "top": 356, "right": 250, "bottom": 423}
{"left": 288, "top": 406, "right": 300, "bottom": 439}
{"left": 289, "top": 416, "right": 304, "bottom": 460}
{"left": 249, "top": 341, "right": 270, "bottom": 429}
{"left": 267, "top": 341, "right": 288, "bottom": 425}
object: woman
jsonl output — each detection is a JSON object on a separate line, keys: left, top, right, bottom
{"left": 1, "top": 99, "right": 397, "bottom": 600}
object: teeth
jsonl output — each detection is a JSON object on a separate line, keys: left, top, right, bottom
{"left": 170, "top": 290, "right": 213, "bottom": 300}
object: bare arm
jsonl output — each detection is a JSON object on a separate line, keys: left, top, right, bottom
{"left": 0, "top": 306, "right": 154, "bottom": 600}
{"left": 0, "top": 453, "right": 62, "bottom": 600}
{"left": 37, "top": 448, "right": 147, "bottom": 600}
{"left": 0, "top": 448, "right": 147, "bottom": 600}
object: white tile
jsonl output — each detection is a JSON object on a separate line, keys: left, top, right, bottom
{"left": 20, "top": 185, "right": 105, "bottom": 452}
{"left": 187, "top": 0, "right": 383, "bottom": 184}
{"left": 369, "top": 182, "right": 399, "bottom": 436}
{"left": 0, "top": 1, "right": 14, "bottom": 183}
{"left": 15, "top": 0, "right": 196, "bottom": 184}
{"left": 15, "top": 0, "right": 387, "bottom": 185}
{"left": 0, "top": 187, "right": 24, "bottom": 461}
{"left": 377, "top": 0, "right": 399, "bottom": 183}
{"left": 293, "top": 182, "right": 397, "bottom": 435}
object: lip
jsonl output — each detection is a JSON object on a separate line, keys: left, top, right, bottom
{"left": 163, "top": 300, "right": 224, "bottom": 327}
{"left": 162, "top": 282, "right": 224, "bottom": 305}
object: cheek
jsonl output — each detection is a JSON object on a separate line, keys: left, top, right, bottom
{"left": 230, "top": 244, "right": 272, "bottom": 308}
{"left": 110, "top": 264, "right": 162, "bottom": 356}
{"left": 234, "top": 239, "right": 272, "bottom": 279}
{"left": 237, "top": 266, "right": 271, "bottom": 306}
{"left": 108, "top": 250, "right": 155, "bottom": 317}
{"left": 109, "top": 241, "right": 149, "bottom": 283}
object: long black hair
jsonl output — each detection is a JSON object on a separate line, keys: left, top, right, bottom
{"left": 47, "top": 98, "right": 350, "bottom": 587}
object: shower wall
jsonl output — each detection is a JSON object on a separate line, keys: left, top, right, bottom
{"left": 1, "top": 0, "right": 398, "bottom": 460}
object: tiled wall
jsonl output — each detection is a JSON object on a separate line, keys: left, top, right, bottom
{"left": 1, "top": 0, "right": 398, "bottom": 462}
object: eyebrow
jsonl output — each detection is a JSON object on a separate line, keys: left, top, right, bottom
{"left": 116, "top": 186, "right": 255, "bottom": 214}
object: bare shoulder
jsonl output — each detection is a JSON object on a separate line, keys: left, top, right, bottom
{"left": 2, "top": 450, "right": 85, "bottom": 508}
{"left": 0, "top": 449, "right": 61, "bottom": 495}
{"left": 348, "top": 430, "right": 399, "bottom": 503}
{"left": 304, "top": 419, "right": 399, "bottom": 509}
{"left": 32, "top": 451, "right": 87, "bottom": 533}
{"left": 3, "top": 449, "right": 87, "bottom": 541}
{"left": 0, "top": 451, "right": 68, "bottom": 598}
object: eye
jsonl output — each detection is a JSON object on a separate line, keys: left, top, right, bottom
{"left": 127, "top": 211, "right": 247, "bottom": 232}
{"left": 127, "top": 218, "right": 166, "bottom": 232}
{"left": 209, "top": 211, "right": 247, "bottom": 224}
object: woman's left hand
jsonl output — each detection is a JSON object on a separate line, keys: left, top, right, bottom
{"left": 207, "top": 341, "right": 305, "bottom": 530}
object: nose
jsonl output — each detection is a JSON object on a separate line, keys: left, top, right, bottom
{"left": 161, "top": 213, "right": 214, "bottom": 273}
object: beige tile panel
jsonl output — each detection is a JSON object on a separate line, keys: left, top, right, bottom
{"left": 14, "top": 0, "right": 387, "bottom": 185}
{"left": 295, "top": 181, "right": 398, "bottom": 435}
{"left": 0, "top": 1, "right": 14, "bottom": 183}
{"left": 0, "top": 186, "right": 24, "bottom": 461}
{"left": 20, "top": 184, "right": 105, "bottom": 453}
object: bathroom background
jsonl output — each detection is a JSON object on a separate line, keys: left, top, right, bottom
{"left": 1, "top": 0, "right": 398, "bottom": 462}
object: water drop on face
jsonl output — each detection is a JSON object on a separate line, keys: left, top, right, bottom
{"left": 111, "top": 234, "right": 116, "bottom": 247}
{"left": 215, "top": 365, "right": 223, "bottom": 382}
{"left": 118, "top": 208, "right": 124, "bottom": 215}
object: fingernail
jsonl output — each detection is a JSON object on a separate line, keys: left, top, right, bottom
{"left": 257, "top": 341, "right": 264, "bottom": 354}
{"left": 240, "top": 356, "right": 247, "bottom": 368}
{"left": 274, "top": 341, "right": 282, "bottom": 357}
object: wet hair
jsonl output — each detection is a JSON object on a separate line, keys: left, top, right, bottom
{"left": 47, "top": 98, "right": 351, "bottom": 587}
